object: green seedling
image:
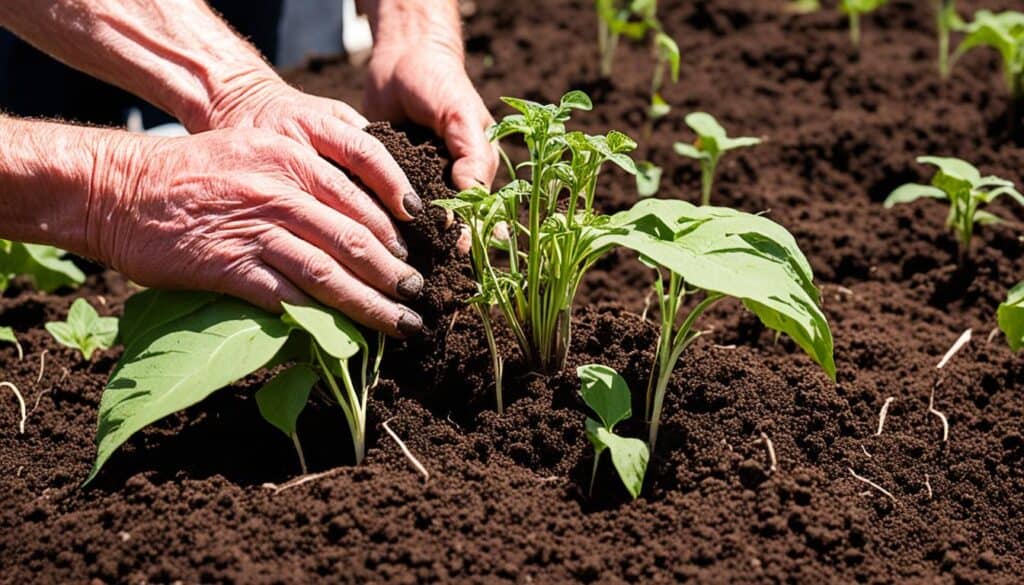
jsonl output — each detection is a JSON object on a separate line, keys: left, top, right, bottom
{"left": 45, "top": 298, "right": 118, "bottom": 361}
{"left": 595, "top": 0, "right": 680, "bottom": 121}
{"left": 578, "top": 364, "right": 648, "bottom": 499}
{"left": 0, "top": 239, "right": 85, "bottom": 294}
{"left": 435, "top": 90, "right": 641, "bottom": 391}
{"left": 885, "top": 156, "right": 1023, "bottom": 258}
{"left": 936, "top": 1, "right": 963, "bottom": 78}
{"left": 440, "top": 93, "right": 833, "bottom": 431}
{"left": 954, "top": 11, "right": 1024, "bottom": 104}
{"left": 673, "top": 112, "right": 762, "bottom": 206}
{"left": 85, "top": 290, "right": 383, "bottom": 484}
{"left": 998, "top": 282, "right": 1024, "bottom": 351}
{"left": 610, "top": 200, "right": 836, "bottom": 453}
{"left": 0, "top": 327, "right": 23, "bottom": 361}
{"left": 840, "top": 0, "right": 889, "bottom": 46}
{"left": 256, "top": 364, "right": 317, "bottom": 474}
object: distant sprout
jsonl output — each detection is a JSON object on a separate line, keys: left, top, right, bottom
{"left": 673, "top": 112, "right": 762, "bottom": 206}
{"left": 578, "top": 364, "right": 649, "bottom": 499}
{"left": 954, "top": 10, "right": 1024, "bottom": 101}
{"left": 839, "top": 0, "right": 890, "bottom": 46}
{"left": 595, "top": 0, "right": 680, "bottom": 121}
{"left": 885, "top": 156, "right": 1024, "bottom": 258}
{"left": 936, "top": 1, "right": 963, "bottom": 79}
{"left": 0, "top": 327, "right": 22, "bottom": 361}
{"left": 649, "top": 32, "right": 680, "bottom": 121}
{"left": 998, "top": 282, "right": 1024, "bottom": 351}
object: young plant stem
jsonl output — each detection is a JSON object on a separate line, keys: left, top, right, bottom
{"left": 700, "top": 158, "right": 718, "bottom": 206}
{"left": 291, "top": 433, "right": 309, "bottom": 475}
{"left": 313, "top": 344, "right": 366, "bottom": 464}
{"left": 476, "top": 304, "right": 505, "bottom": 414}
{"left": 850, "top": 12, "right": 861, "bottom": 47}
{"left": 646, "top": 271, "right": 722, "bottom": 453}
{"left": 598, "top": 17, "right": 618, "bottom": 78}
{"left": 937, "top": 1, "right": 951, "bottom": 78}
{"left": 589, "top": 451, "right": 602, "bottom": 496}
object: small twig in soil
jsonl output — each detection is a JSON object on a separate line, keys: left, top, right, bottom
{"left": 861, "top": 444, "right": 873, "bottom": 459}
{"left": 987, "top": 327, "right": 1000, "bottom": 344}
{"left": 29, "top": 389, "right": 50, "bottom": 415}
{"left": 382, "top": 418, "right": 430, "bottom": 484}
{"left": 713, "top": 344, "right": 737, "bottom": 350}
{"left": 447, "top": 309, "right": 461, "bottom": 338}
{"left": 759, "top": 432, "right": 777, "bottom": 473}
{"left": 924, "top": 474, "right": 933, "bottom": 499}
{"left": 936, "top": 329, "right": 971, "bottom": 369}
{"left": 59, "top": 368, "right": 69, "bottom": 385}
{"left": 16, "top": 465, "right": 24, "bottom": 477}
{"left": 263, "top": 468, "right": 344, "bottom": 495}
{"left": 849, "top": 467, "right": 898, "bottom": 505}
{"left": 836, "top": 286, "right": 855, "bottom": 297}
{"left": 2, "top": 382, "right": 27, "bottom": 434}
{"left": 875, "top": 396, "right": 895, "bottom": 436}
{"left": 928, "top": 382, "right": 950, "bottom": 443}
{"left": 36, "top": 350, "right": 47, "bottom": 385}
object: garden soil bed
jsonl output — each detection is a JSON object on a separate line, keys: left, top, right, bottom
{"left": 3, "top": 0, "right": 1024, "bottom": 582}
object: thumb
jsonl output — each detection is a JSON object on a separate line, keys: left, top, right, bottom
{"left": 444, "top": 111, "right": 499, "bottom": 191}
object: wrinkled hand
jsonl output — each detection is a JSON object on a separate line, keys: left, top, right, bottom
{"left": 200, "top": 75, "right": 423, "bottom": 221}
{"left": 365, "top": 38, "right": 499, "bottom": 190}
{"left": 91, "top": 129, "right": 424, "bottom": 337}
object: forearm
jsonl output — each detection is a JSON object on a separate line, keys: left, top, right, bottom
{"left": 359, "top": 0, "right": 463, "bottom": 55}
{"left": 0, "top": 0, "right": 276, "bottom": 131}
{"left": 0, "top": 117, "right": 138, "bottom": 259}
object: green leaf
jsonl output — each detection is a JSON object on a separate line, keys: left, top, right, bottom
{"left": 0, "top": 326, "right": 22, "bottom": 360}
{"left": 598, "top": 199, "right": 835, "bottom": 380}
{"left": 45, "top": 298, "right": 119, "bottom": 361}
{"left": 255, "top": 364, "right": 318, "bottom": 436}
{"left": 649, "top": 93, "right": 671, "bottom": 120}
{"left": 686, "top": 112, "right": 728, "bottom": 142}
{"left": 86, "top": 298, "right": 291, "bottom": 484}
{"left": 884, "top": 183, "right": 948, "bottom": 208}
{"left": 673, "top": 142, "right": 708, "bottom": 160}
{"left": 119, "top": 289, "right": 220, "bottom": 349}
{"left": 586, "top": 421, "right": 649, "bottom": 499}
{"left": 281, "top": 302, "right": 366, "bottom": 360}
{"left": 635, "top": 161, "right": 663, "bottom": 198}
{"left": 0, "top": 240, "right": 85, "bottom": 294}
{"left": 560, "top": 90, "right": 593, "bottom": 112}
{"left": 577, "top": 364, "right": 632, "bottom": 429}
{"left": 918, "top": 156, "right": 982, "bottom": 185}
{"left": 998, "top": 282, "right": 1024, "bottom": 351}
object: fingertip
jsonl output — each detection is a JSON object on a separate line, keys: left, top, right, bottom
{"left": 395, "top": 308, "right": 424, "bottom": 338}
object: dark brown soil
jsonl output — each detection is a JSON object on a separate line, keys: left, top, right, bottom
{"left": 3, "top": 0, "right": 1024, "bottom": 582}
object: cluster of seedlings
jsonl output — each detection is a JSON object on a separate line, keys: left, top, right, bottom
{"left": 1, "top": 3, "right": 1022, "bottom": 504}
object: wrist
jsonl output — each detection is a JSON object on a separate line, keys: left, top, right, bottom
{"left": 364, "top": 0, "right": 464, "bottom": 60}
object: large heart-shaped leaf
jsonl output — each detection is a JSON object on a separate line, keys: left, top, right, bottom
{"left": 86, "top": 298, "right": 291, "bottom": 484}
{"left": 595, "top": 199, "right": 835, "bottom": 380}
{"left": 119, "top": 289, "right": 220, "bottom": 349}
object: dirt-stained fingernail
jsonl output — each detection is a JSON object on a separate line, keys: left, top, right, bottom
{"left": 396, "top": 309, "right": 423, "bottom": 337}
{"left": 397, "top": 272, "right": 424, "bottom": 300}
{"left": 387, "top": 239, "right": 409, "bottom": 260}
{"left": 403, "top": 192, "right": 424, "bottom": 216}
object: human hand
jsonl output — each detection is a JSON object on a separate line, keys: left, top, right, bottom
{"left": 89, "top": 129, "right": 424, "bottom": 337}
{"left": 198, "top": 74, "right": 424, "bottom": 221}
{"left": 364, "top": 37, "right": 499, "bottom": 190}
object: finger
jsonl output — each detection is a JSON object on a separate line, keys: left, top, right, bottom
{"left": 276, "top": 194, "right": 423, "bottom": 301}
{"left": 259, "top": 230, "right": 423, "bottom": 338}
{"left": 296, "top": 155, "right": 408, "bottom": 259}
{"left": 330, "top": 100, "right": 370, "bottom": 127}
{"left": 304, "top": 117, "right": 419, "bottom": 221}
{"left": 444, "top": 108, "right": 500, "bottom": 191}
{"left": 218, "top": 262, "right": 311, "bottom": 313}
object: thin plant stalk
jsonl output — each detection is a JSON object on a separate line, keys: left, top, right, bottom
{"left": 291, "top": 433, "right": 309, "bottom": 475}
{"left": 700, "top": 157, "right": 718, "bottom": 207}
{"left": 476, "top": 304, "right": 505, "bottom": 414}
{"left": 850, "top": 12, "right": 861, "bottom": 46}
{"left": 937, "top": 0, "right": 952, "bottom": 78}
{"left": 645, "top": 270, "right": 722, "bottom": 452}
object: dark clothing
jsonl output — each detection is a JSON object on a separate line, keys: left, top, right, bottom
{"left": 0, "top": 0, "right": 282, "bottom": 127}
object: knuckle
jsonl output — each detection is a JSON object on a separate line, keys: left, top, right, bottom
{"left": 343, "top": 133, "right": 384, "bottom": 168}
{"left": 336, "top": 223, "right": 374, "bottom": 263}
{"left": 299, "top": 254, "right": 335, "bottom": 286}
